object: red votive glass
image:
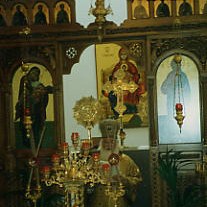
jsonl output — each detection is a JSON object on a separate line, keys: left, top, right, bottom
{"left": 102, "top": 163, "right": 110, "bottom": 172}
{"left": 175, "top": 103, "right": 183, "bottom": 111}
{"left": 24, "top": 108, "right": 30, "bottom": 116}
{"left": 81, "top": 139, "right": 90, "bottom": 150}
{"left": 51, "top": 153, "right": 60, "bottom": 163}
{"left": 92, "top": 152, "right": 100, "bottom": 162}
{"left": 42, "top": 165, "right": 50, "bottom": 173}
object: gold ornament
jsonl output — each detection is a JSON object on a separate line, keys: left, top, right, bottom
{"left": 73, "top": 96, "right": 105, "bottom": 141}
{"left": 73, "top": 96, "right": 105, "bottom": 128}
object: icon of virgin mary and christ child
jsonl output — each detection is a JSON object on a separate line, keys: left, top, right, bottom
{"left": 102, "top": 48, "right": 146, "bottom": 123}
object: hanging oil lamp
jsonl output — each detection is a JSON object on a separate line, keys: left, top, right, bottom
{"left": 174, "top": 103, "right": 185, "bottom": 133}
{"left": 173, "top": 54, "right": 185, "bottom": 133}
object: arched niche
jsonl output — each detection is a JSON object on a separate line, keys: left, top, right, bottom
{"left": 155, "top": 50, "right": 201, "bottom": 145}
{"left": 12, "top": 63, "right": 56, "bottom": 150}
{"left": 54, "top": 1, "right": 72, "bottom": 24}
{"left": 32, "top": 2, "right": 49, "bottom": 25}
{"left": 63, "top": 41, "right": 150, "bottom": 149}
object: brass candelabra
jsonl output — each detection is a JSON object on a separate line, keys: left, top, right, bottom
{"left": 42, "top": 96, "right": 125, "bottom": 207}
{"left": 42, "top": 134, "right": 106, "bottom": 206}
{"left": 42, "top": 133, "right": 125, "bottom": 207}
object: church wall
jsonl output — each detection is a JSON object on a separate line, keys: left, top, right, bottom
{"left": 63, "top": 44, "right": 150, "bottom": 149}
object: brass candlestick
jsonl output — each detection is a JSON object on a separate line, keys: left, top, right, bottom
{"left": 42, "top": 139, "right": 107, "bottom": 207}
{"left": 105, "top": 153, "right": 125, "bottom": 207}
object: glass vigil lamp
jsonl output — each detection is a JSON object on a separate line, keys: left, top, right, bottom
{"left": 174, "top": 103, "right": 185, "bottom": 133}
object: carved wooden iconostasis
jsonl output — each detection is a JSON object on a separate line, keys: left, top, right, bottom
{"left": 0, "top": 0, "right": 75, "bottom": 26}
{"left": 0, "top": 0, "right": 207, "bottom": 207}
{"left": 0, "top": 48, "right": 66, "bottom": 207}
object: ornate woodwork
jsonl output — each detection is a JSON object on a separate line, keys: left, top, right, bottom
{"left": 0, "top": 0, "right": 207, "bottom": 206}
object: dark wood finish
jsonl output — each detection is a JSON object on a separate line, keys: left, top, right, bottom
{"left": 0, "top": 0, "right": 207, "bottom": 206}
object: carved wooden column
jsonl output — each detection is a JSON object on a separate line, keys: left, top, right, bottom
{"left": 194, "top": 0, "right": 200, "bottom": 15}
{"left": 147, "top": 36, "right": 158, "bottom": 147}
{"left": 53, "top": 74, "right": 65, "bottom": 145}
{"left": 201, "top": 75, "right": 207, "bottom": 145}
{"left": 171, "top": 0, "right": 176, "bottom": 17}
{"left": 0, "top": 79, "right": 7, "bottom": 207}
{"left": 150, "top": 147, "right": 160, "bottom": 207}
{"left": 0, "top": 83, "right": 6, "bottom": 150}
{"left": 147, "top": 76, "right": 157, "bottom": 146}
{"left": 148, "top": 0, "right": 155, "bottom": 18}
